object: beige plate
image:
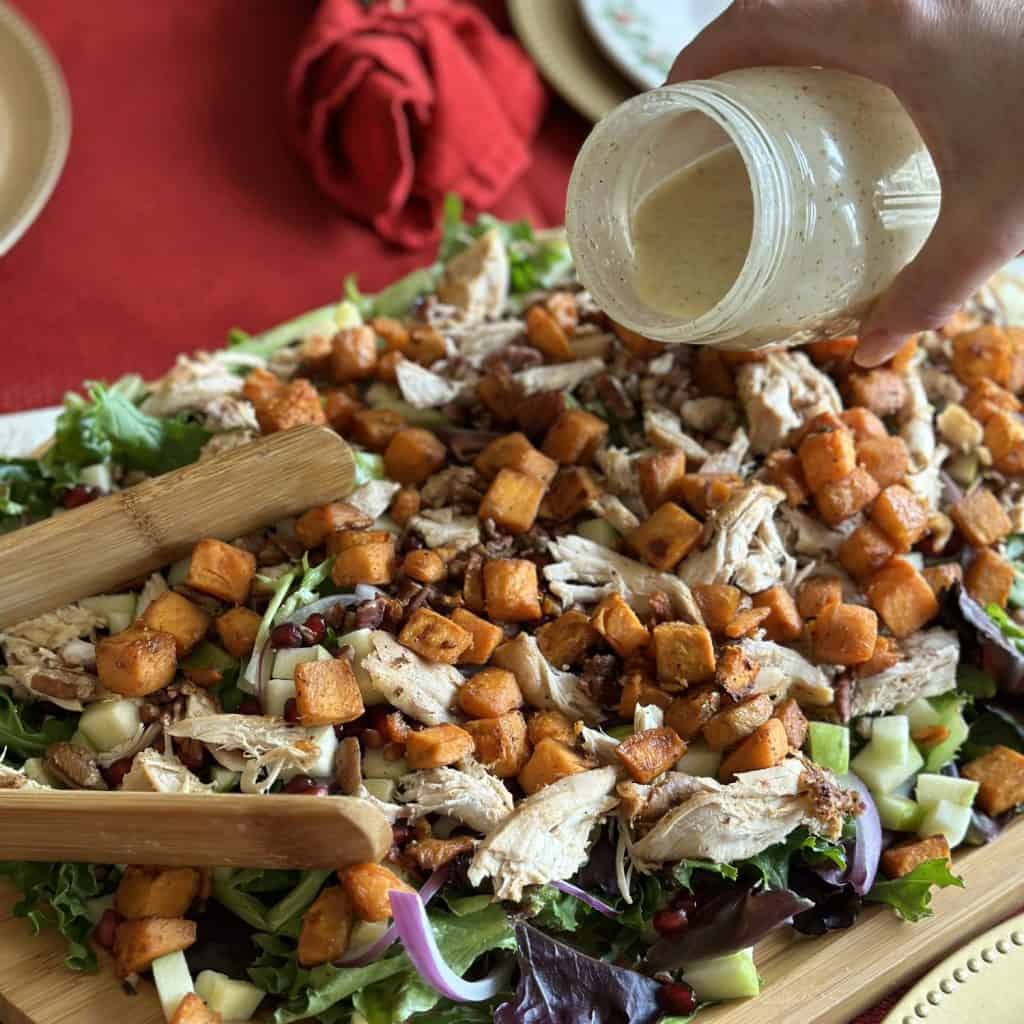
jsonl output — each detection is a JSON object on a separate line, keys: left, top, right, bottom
{"left": 0, "top": 1, "right": 70, "bottom": 257}
{"left": 507, "top": 0, "right": 634, "bottom": 122}
{"left": 882, "top": 912, "right": 1024, "bottom": 1024}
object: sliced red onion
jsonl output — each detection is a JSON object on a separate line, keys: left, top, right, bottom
{"left": 337, "top": 864, "right": 450, "bottom": 967}
{"left": 550, "top": 880, "right": 618, "bottom": 918}
{"left": 390, "top": 890, "right": 513, "bottom": 1002}
{"left": 280, "top": 585, "right": 384, "bottom": 625}
{"left": 842, "top": 772, "right": 882, "bottom": 895}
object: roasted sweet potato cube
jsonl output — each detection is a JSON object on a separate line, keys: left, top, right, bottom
{"left": 715, "top": 644, "right": 759, "bottom": 698}
{"left": 376, "top": 349, "right": 405, "bottom": 384}
{"left": 296, "top": 502, "right": 372, "bottom": 548}
{"left": 477, "top": 372, "right": 521, "bottom": 424}
{"left": 298, "top": 885, "right": 353, "bottom": 967}
{"left": 324, "top": 388, "right": 362, "bottom": 433}
{"left": 590, "top": 594, "right": 650, "bottom": 657}
{"left": 407, "top": 325, "right": 447, "bottom": 366}
{"left": 951, "top": 487, "right": 1013, "bottom": 547}
{"left": 328, "top": 529, "right": 393, "bottom": 553}
{"left": 722, "top": 606, "right": 772, "bottom": 640}
{"left": 170, "top": 993, "right": 221, "bottom": 1024}
{"left": 114, "top": 917, "right": 197, "bottom": 976}
{"left": 465, "top": 711, "right": 530, "bottom": 777}
{"left": 719, "top": 718, "right": 789, "bottom": 780}
{"left": 772, "top": 699, "right": 808, "bottom": 750}
{"left": 300, "top": 333, "right": 333, "bottom": 375}
{"left": 478, "top": 468, "right": 546, "bottom": 535}
{"left": 853, "top": 633, "right": 902, "bottom": 678}
{"left": 763, "top": 450, "right": 809, "bottom": 507}
{"left": 349, "top": 408, "right": 405, "bottom": 451}
{"left": 839, "top": 523, "right": 897, "bottom": 581}
{"left": 692, "top": 584, "right": 742, "bottom": 634}
{"left": 403, "top": 549, "right": 447, "bottom": 584}
{"left": 518, "top": 737, "right": 590, "bottom": 794}
{"left": 841, "top": 407, "right": 888, "bottom": 441}
{"left": 962, "top": 745, "right": 1024, "bottom": 815}
{"left": 984, "top": 409, "right": 1024, "bottom": 475}
{"left": 295, "top": 658, "right": 365, "bottom": 726}
{"left": 844, "top": 369, "right": 908, "bottom": 416}
{"left": 636, "top": 450, "right": 688, "bottom": 512}
{"left": 116, "top": 866, "right": 201, "bottom": 920}
{"left": 625, "top": 502, "right": 702, "bottom": 571}
{"left": 964, "top": 379, "right": 1021, "bottom": 423}
{"left": 331, "top": 325, "right": 378, "bottom": 382}
{"left": 702, "top": 694, "right": 774, "bottom": 752}
{"left": 458, "top": 667, "right": 523, "bottom": 719}
{"left": 541, "top": 409, "right": 609, "bottom": 465}
{"left": 254, "top": 378, "right": 327, "bottom": 434}
{"left": 812, "top": 602, "right": 878, "bottom": 665}
{"left": 880, "top": 836, "right": 952, "bottom": 880}
{"left": 526, "top": 304, "right": 573, "bottom": 362}
{"left": 805, "top": 336, "right": 858, "bottom": 366}
{"left": 798, "top": 427, "right": 857, "bottom": 492}
{"left": 889, "top": 335, "right": 920, "bottom": 373}
{"left": 871, "top": 484, "right": 929, "bottom": 551}
{"left": 664, "top": 687, "right": 722, "bottom": 741}
{"left": 797, "top": 577, "right": 843, "bottom": 619}
{"left": 694, "top": 348, "right": 737, "bottom": 398}
{"left": 856, "top": 435, "right": 911, "bottom": 491}
{"left": 186, "top": 538, "right": 256, "bottom": 604}
{"left": 332, "top": 538, "right": 396, "bottom": 586}
{"left": 214, "top": 605, "right": 261, "bottom": 658}
{"left": 242, "top": 366, "right": 283, "bottom": 406}
{"left": 141, "top": 592, "right": 210, "bottom": 657}
{"left": 923, "top": 562, "right": 963, "bottom": 598}
{"left": 384, "top": 428, "right": 447, "bottom": 485}
{"left": 406, "top": 723, "right": 475, "bottom": 770}
{"left": 541, "top": 467, "right": 601, "bottom": 522}
{"left": 537, "top": 610, "right": 601, "bottom": 668}
{"left": 965, "top": 548, "right": 1015, "bottom": 608}
{"left": 528, "top": 709, "right": 576, "bottom": 746}
{"left": 339, "top": 862, "right": 416, "bottom": 923}
{"left": 483, "top": 558, "right": 541, "bottom": 622}
{"left": 515, "top": 390, "right": 569, "bottom": 438}
{"left": 815, "top": 465, "right": 881, "bottom": 526}
{"left": 372, "top": 315, "right": 411, "bottom": 353}
{"left": 866, "top": 559, "right": 939, "bottom": 638}
{"left": 449, "top": 607, "right": 503, "bottom": 665}
{"left": 545, "top": 292, "right": 579, "bottom": 334}
{"left": 474, "top": 432, "right": 558, "bottom": 484}
{"left": 952, "top": 325, "right": 1013, "bottom": 387}
{"left": 390, "top": 486, "right": 421, "bottom": 527}
{"left": 677, "top": 474, "right": 741, "bottom": 518}
{"left": 618, "top": 672, "right": 673, "bottom": 719}
{"left": 611, "top": 319, "right": 664, "bottom": 358}
{"left": 399, "top": 608, "right": 473, "bottom": 664}
{"left": 462, "top": 556, "right": 486, "bottom": 614}
{"left": 616, "top": 726, "right": 686, "bottom": 783}
{"left": 97, "top": 626, "right": 178, "bottom": 697}
{"left": 1009, "top": 327, "right": 1024, "bottom": 393}
{"left": 653, "top": 622, "right": 716, "bottom": 687}
{"left": 751, "top": 586, "right": 803, "bottom": 643}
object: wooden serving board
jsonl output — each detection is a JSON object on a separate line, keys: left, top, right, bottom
{"left": 1, "top": 821, "right": 1023, "bottom": 1024}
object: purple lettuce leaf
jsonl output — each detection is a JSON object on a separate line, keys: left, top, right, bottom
{"left": 940, "top": 584, "right": 1024, "bottom": 696}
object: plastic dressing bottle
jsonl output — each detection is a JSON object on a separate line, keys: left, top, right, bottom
{"left": 566, "top": 68, "right": 941, "bottom": 350}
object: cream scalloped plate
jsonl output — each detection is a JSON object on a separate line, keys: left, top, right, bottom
{"left": 0, "top": 0, "right": 70, "bottom": 257}
{"left": 883, "top": 911, "right": 1024, "bottom": 1024}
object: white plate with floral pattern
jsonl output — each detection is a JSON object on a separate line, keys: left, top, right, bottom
{"left": 577, "top": 0, "right": 731, "bottom": 92}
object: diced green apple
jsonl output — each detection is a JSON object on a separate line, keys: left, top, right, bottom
{"left": 898, "top": 697, "right": 943, "bottom": 732}
{"left": 78, "top": 700, "right": 141, "bottom": 753}
{"left": 923, "top": 707, "right": 969, "bottom": 773}
{"left": 362, "top": 778, "right": 396, "bottom": 802}
{"left": 808, "top": 722, "right": 850, "bottom": 775}
{"left": 80, "top": 593, "right": 137, "bottom": 634}
{"left": 874, "top": 793, "right": 923, "bottom": 832}
{"left": 79, "top": 463, "right": 114, "bottom": 492}
{"left": 69, "top": 729, "right": 97, "bottom": 752}
{"left": 264, "top": 678, "right": 297, "bottom": 719}
{"left": 194, "top": 970, "right": 265, "bottom": 1021}
{"left": 271, "top": 645, "right": 332, "bottom": 680}
{"left": 683, "top": 947, "right": 761, "bottom": 1001}
{"left": 167, "top": 556, "right": 191, "bottom": 587}
{"left": 300, "top": 725, "right": 338, "bottom": 779}
{"left": 850, "top": 741, "right": 923, "bottom": 794}
{"left": 675, "top": 742, "right": 722, "bottom": 778}
{"left": 22, "top": 758, "right": 58, "bottom": 787}
{"left": 151, "top": 950, "right": 194, "bottom": 1023}
{"left": 362, "top": 747, "right": 409, "bottom": 780}
{"left": 181, "top": 641, "right": 237, "bottom": 674}
{"left": 210, "top": 767, "right": 240, "bottom": 793}
{"left": 868, "top": 716, "right": 911, "bottom": 763}
{"left": 915, "top": 773, "right": 979, "bottom": 809}
{"left": 576, "top": 518, "right": 621, "bottom": 549}
{"left": 918, "top": 798, "right": 972, "bottom": 847}
{"left": 338, "top": 629, "right": 387, "bottom": 705}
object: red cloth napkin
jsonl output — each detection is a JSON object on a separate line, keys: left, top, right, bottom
{"left": 288, "top": 0, "right": 547, "bottom": 249}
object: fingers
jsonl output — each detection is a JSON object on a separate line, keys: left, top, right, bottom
{"left": 855, "top": 206, "right": 1022, "bottom": 367}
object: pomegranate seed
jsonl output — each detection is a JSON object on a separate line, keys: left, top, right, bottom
{"left": 652, "top": 908, "right": 689, "bottom": 937}
{"left": 283, "top": 698, "right": 299, "bottom": 724}
{"left": 103, "top": 757, "right": 134, "bottom": 789}
{"left": 93, "top": 908, "right": 123, "bottom": 950}
{"left": 303, "top": 613, "right": 327, "bottom": 644}
{"left": 658, "top": 982, "right": 696, "bottom": 1016}
{"left": 62, "top": 484, "right": 101, "bottom": 509}
{"left": 284, "top": 775, "right": 328, "bottom": 796}
{"left": 391, "top": 824, "right": 413, "bottom": 847}
{"left": 270, "top": 623, "right": 304, "bottom": 649}
{"left": 238, "top": 697, "right": 263, "bottom": 716}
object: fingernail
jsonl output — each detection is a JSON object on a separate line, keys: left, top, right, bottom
{"left": 853, "top": 331, "right": 899, "bottom": 368}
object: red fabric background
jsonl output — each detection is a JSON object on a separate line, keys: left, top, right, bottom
{"left": 3, "top": 2, "right": 905, "bottom": 1020}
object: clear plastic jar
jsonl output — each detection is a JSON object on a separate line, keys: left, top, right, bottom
{"left": 566, "top": 68, "right": 941, "bottom": 349}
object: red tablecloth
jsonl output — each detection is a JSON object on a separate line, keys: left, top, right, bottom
{"left": 4, "top": 2, "right": 900, "bottom": 1020}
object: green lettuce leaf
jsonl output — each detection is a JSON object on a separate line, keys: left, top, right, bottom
{"left": 865, "top": 858, "right": 964, "bottom": 922}
{"left": 962, "top": 704, "right": 1024, "bottom": 760}
{"left": 0, "top": 862, "right": 118, "bottom": 971}
{"left": 211, "top": 868, "right": 329, "bottom": 935}
{"left": 0, "top": 691, "right": 77, "bottom": 762}
{"left": 741, "top": 827, "right": 847, "bottom": 891}
{"left": 1005, "top": 535, "right": 1024, "bottom": 608}
{"left": 521, "top": 885, "right": 594, "bottom": 934}
{"left": 0, "top": 460, "right": 63, "bottom": 533}
{"left": 957, "top": 664, "right": 998, "bottom": 700}
{"left": 344, "top": 268, "right": 442, "bottom": 322}
{"left": 987, "top": 603, "right": 1024, "bottom": 653}
{"left": 672, "top": 859, "right": 739, "bottom": 891}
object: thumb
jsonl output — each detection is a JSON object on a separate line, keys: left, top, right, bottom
{"left": 855, "top": 206, "right": 1019, "bottom": 367}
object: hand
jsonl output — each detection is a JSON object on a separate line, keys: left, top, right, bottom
{"left": 667, "top": 0, "right": 1024, "bottom": 365}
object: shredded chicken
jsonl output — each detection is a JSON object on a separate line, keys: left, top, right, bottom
{"left": 408, "top": 509, "right": 481, "bottom": 551}
{"left": 95, "top": 720, "right": 162, "bottom": 768}
{"left": 851, "top": 629, "right": 959, "bottom": 716}
{"left": 141, "top": 351, "right": 256, "bottom": 417}
{"left": 467, "top": 767, "right": 619, "bottom": 901}
{"left": 361, "top": 630, "right": 461, "bottom": 724}
{"left": 699, "top": 427, "right": 750, "bottom": 476}
{"left": 120, "top": 747, "right": 214, "bottom": 793}
{"left": 436, "top": 228, "right": 510, "bottom": 322}
{"left": 899, "top": 363, "right": 937, "bottom": 472}
{"left": 396, "top": 757, "right": 514, "bottom": 834}
{"left": 347, "top": 480, "right": 402, "bottom": 520}
{"left": 514, "top": 358, "right": 605, "bottom": 396}
{"left": 588, "top": 493, "right": 640, "bottom": 534}
{"left": 202, "top": 395, "right": 260, "bottom": 434}
{"left": 595, "top": 447, "right": 641, "bottom": 502}
{"left": 3, "top": 604, "right": 103, "bottom": 648}
{"left": 739, "top": 638, "right": 834, "bottom": 706}
{"left": 680, "top": 398, "right": 737, "bottom": 436}
{"left": 576, "top": 725, "right": 621, "bottom": 765}
{"left": 134, "top": 573, "right": 169, "bottom": 617}
{"left": 738, "top": 351, "right": 842, "bottom": 453}
{"left": 0, "top": 763, "right": 48, "bottom": 790}
{"left": 777, "top": 506, "right": 847, "bottom": 558}
{"left": 448, "top": 320, "right": 526, "bottom": 366}
{"left": 199, "top": 430, "right": 257, "bottom": 461}
{"left": 395, "top": 361, "right": 462, "bottom": 409}
{"left": 643, "top": 407, "right": 710, "bottom": 462}
{"left": 1, "top": 636, "right": 101, "bottom": 710}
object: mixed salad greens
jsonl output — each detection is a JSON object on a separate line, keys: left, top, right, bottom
{"left": 1, "top": 198, "right": 1024, "bottom": 1024}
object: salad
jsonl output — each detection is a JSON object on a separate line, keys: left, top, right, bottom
{"left": 2, "top": 196, "right": 1024, "bottom": 1024}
